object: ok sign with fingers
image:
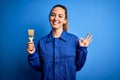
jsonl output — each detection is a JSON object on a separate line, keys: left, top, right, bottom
{"left": 79, "top": 33, "right": 92, "bottom": 47}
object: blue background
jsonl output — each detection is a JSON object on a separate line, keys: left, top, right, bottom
{"left": 0, "top": 0, "right": 120, "bottom": 80}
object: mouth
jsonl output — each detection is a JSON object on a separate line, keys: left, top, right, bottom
{"left": 53, "top": 21, "right": 59, "bottom": 25}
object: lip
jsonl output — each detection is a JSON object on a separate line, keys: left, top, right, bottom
{"left": 53, "top": 21, "right": 59, "bottom": 25}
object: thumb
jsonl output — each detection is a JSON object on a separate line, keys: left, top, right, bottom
{"left": 79, "top": 38, "right": 84, "bottom": 43}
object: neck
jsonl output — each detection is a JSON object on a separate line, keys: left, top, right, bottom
{"left": 52, "top": 28, "right": 63, "bottom": 38}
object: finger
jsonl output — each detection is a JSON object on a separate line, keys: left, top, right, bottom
{"left": 79, "top": 38, "right": 85, "bottom": 43}
{"left": 28, "top": 42, "right": 34, "bottom": 46}
{"left": 27, "top": 48, "right": 35, "bottom": 54}
{"left": 85, "top": 32, "right": 90, "bottom": 41}
{"left": 87, "top": 35, "right": 92, "bottom": 45}
{"left": 88, "top": 38, "right": 92, "bottom": 44}
{"left": 28, "top": 41, "right": 34, "bottom": 44}
{"left": 88, "top": 35, "right": 92, "bottom": 42}
{"left": 27, "top": 42, "right": 34, "bottom": 50}
{"left": 27, "top": 46, "right": 35, "bottom": 52}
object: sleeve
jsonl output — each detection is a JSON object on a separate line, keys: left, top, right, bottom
{"left": 76, "top": 43, "right": 88, "bottom": 71}
{"left": 28, "top": 41, "right": 42, "bottom": 72}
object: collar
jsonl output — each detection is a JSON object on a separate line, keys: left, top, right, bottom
{"left": 46, "top": 30, "right": 70, "bottom": 42}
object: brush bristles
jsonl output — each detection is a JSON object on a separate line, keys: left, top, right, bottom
{"left": 28, "top": 29, "right": 34, "bottom": 37}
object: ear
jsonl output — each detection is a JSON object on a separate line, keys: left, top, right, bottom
{"left": 63, "top": 19, "right": 67, "bottom": 24}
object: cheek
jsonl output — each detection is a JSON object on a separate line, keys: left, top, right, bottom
{"left": 49, "top": 16, "right": 54, "bottom": 21}
{"left": 49, "top": 18, "right": 53, "bottom": 24}
{"left": 60, "top": 19, "right": 66, "bottom": 23}
{"left": 49, "top": 18, "right": 53, "bottom": 25}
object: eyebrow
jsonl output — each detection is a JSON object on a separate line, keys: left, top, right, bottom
{"left": 51, "top": 12, "right": 64, "bottom": 16}
{"left": 59, "top": 14, "right": 64, "bottom": 16}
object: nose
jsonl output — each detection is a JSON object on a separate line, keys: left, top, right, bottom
{"left": 55, "top": 16, "right": 59, "bottom": 20}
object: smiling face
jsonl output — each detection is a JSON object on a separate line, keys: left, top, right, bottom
{"left": 49, "top": 7, "right": 67, "bottom": 30}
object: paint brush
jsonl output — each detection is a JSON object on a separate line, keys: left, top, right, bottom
{"left": 28, "top": 29, "right": 34, "bottom": 42}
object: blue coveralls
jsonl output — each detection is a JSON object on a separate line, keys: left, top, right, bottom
{"left": 28, "top": 30, "right": 87, "bottom": 80}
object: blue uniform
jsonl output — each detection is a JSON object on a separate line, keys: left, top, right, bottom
{"left": 28, "top": 30, "right": 87, "bottom": 80}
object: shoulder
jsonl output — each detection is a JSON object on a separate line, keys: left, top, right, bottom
{"left": 37, "top": 33, "right": 49, "bottom": 43}
{"left": 65, "top": 32, "right": 79, "bottom": 46}
{"left": 66, "top": 32, "right": 78, "bottom": 40}
{"left": 40, "top": 34, "right": 49, "bottom": 41}
{"left": 62, "top": 31, "right": 79, "bottom": 44}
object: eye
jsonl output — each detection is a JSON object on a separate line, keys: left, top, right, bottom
{"left": 50, "top": 13, "right": 55, "bottom": 17}
{"left": 59, "top": 14, "right": 65, "bottom": 18}
{"left": 59, "top": 16, "right": 63, "bottom": 18}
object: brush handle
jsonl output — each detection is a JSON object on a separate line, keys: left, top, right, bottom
{"left": 28, "top": 37, "right": 34, "bottom": 42}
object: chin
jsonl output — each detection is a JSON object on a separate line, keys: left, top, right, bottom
{"left": 52, "top": 25, "right": 59, "bottom": 29}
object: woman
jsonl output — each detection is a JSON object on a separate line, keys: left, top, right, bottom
{"left": 27, "top": 4, "right": 92, "bottom": 80}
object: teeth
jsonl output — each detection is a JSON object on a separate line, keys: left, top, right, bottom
{"left": 53, "top": 21, "right": 59, "bottom": 25}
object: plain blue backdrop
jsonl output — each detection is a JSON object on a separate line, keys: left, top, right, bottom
{"left": 0, "top": 0, "right": 120, "bottom": 80}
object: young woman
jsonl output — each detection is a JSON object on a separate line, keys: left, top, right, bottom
{"left": 27, "top": 4, "right": 92, "bottom": 80}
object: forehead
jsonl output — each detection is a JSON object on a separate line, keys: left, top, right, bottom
{"left": 51, "top": 7, "right": 65, "bottom": 14}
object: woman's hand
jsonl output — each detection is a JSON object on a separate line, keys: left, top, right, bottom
{"left": 27, "top": 42, "right": 35, "bottom": 54}
{"left": 79, "top": 33, "right": 92, "bottom": 47}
